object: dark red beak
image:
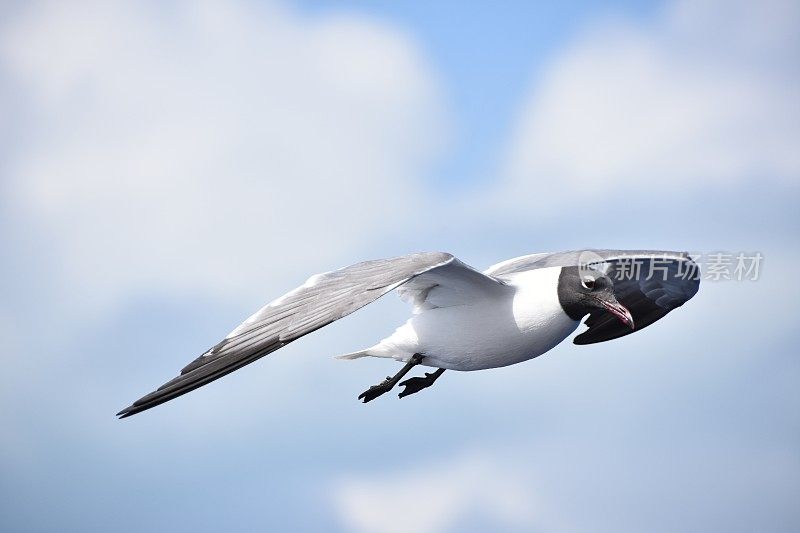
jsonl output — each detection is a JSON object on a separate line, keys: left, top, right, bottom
{"left": 598, "top": 298, "right": 635, "bottom": 329}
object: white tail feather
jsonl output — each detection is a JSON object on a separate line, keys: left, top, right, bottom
{"left": 335, "top": 349, "right": 371, "bottom": 360}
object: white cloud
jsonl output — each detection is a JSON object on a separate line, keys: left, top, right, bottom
{"left": 332, "top": 451, "right": 540, "bottom": 533}
{"left": 498, "top": 0, "right": 799, "bottom": 209}
{"left": 0, "top": 0, "right": 447, "bottom": 316}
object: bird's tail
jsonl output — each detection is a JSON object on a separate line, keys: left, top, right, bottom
{"left": 336, "top": 337, "right": 413, "bottom": 361}
{"left": 335, "top": 348, "right": 372, "bottom": 360}
{"left": 335, "top": 343, "right": 397, "bottom": 360}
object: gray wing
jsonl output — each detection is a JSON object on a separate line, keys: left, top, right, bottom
{"left": 489, "top": 249, "right": 701, "bottom": 345}
{"left": 117, "top": 252, "right": 505, "bottom": 417}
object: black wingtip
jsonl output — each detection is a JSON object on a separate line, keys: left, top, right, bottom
{"left": 116, "top": 406, "right": 135, "bottom": 419}
{"left": 116, "top": 400, "right": 153, "bottom": 419}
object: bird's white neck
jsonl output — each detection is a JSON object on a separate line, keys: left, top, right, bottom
{"left": 507, "top": 267, "right": 578, "bottom": 336}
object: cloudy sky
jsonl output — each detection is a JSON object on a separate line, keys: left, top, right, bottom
{"left": 1, "top": 0, "right": 798, "bottom": 531}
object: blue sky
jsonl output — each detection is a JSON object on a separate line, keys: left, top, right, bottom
{"left": 300, "top": 0, "right": 662, "bottom": 188}
{"left": 0, "top": 0, "right": 798, "bottom": 531}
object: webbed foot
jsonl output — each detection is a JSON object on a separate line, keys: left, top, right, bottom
{"left": 358, "top": 377, "right": 394, "bottom": 403}
{"left": 358, "top": 354, "right": 425, "bottom": 404}
{"left": 398, "top": 368, "right": 445, "bottom": 398}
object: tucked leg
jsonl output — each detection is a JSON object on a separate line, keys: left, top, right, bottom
{"left": 398, "top": 368, "right": 446, "bottom": 398}
{"left": 358, "top": 354, "right": 424, "bottom": 403}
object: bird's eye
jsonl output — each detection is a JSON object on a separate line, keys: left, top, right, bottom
{"left": 581, "top": 277, "right": 596, "bottom": 290}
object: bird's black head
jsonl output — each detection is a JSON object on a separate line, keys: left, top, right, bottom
{"left": 557, "top": 266, "right": 634, "bottom": 328}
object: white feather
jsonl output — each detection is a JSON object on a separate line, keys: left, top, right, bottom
{"left": 343, "top": 266, "right": 578, "bottom": 371}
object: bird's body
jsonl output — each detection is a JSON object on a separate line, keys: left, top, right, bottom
{"left": 345, "top": 266, "right": 579, "bottom": 371}
{"left": 118, "top": 249, "right": 700, "bottom": 418}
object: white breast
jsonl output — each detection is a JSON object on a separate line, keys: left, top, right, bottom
{"left": 379, "top": 267, "right": 579, "bottom": 371}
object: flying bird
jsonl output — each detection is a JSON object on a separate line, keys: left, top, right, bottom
{"left": 117, "top": 249, "right": 700, "bottom": 418}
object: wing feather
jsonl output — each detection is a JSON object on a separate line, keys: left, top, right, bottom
{"left": 117, "top": 251, "right": 492, "bottom": 418}
{"left": 574, "top": 251, "right": 700, "bottom": 344}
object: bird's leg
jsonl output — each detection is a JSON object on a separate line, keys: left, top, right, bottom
{"left": 398, "top": 368, "right": 446, "bottom": 399}
{"left": 358, "top": 354, "right": 423, "bottom": 403}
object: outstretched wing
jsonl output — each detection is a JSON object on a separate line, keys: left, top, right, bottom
{"left": 117, "top": 252, "right": 505, "bottom": 418}
{"left": 487, "top": 249, "right": 700, "bottom": 345}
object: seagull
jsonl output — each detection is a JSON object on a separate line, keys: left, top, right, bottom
{"left": 117, "top": 249, "right": 700, "bottom": 418}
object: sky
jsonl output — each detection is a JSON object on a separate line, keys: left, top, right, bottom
{"left": 0, "top": 0, "right": 798, "bottom": 531}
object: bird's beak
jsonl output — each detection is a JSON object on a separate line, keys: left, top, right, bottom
{"left": 597, "top": 297, "right": 635, "bottom": 329}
